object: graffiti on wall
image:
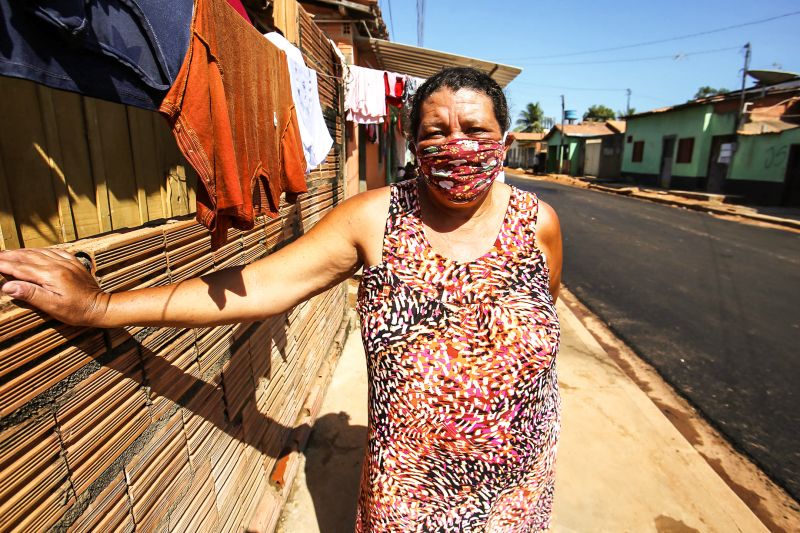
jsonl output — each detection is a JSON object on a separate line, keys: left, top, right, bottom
{"left": 764, "top": 145, "right": 788, "bottom": 169}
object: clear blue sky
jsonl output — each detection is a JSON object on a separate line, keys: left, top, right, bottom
{"left": 377, "top": 0, "right": 800, "bottom": 125}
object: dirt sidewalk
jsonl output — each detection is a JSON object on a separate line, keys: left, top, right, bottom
{"left": 276, "top": 292, "right": 786, "bottom": 532}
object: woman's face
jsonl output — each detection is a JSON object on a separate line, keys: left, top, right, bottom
{"left": 414, "top": 88, "right": 503, "bottom": 150}
{"left": 414, "top": 88, "right": 507, "bottom": 208}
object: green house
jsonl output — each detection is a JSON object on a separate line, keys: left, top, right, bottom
{"left": 544, "top": 121, "right": 625, "bottom": 177}
{"left": 622, "top": 81, "right": 800, "bottom": 205}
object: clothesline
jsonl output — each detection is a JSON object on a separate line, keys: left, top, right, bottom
{"left": 0, "top": 0, "right": 419, "bottom": 244}
{"left": 314, "top": 69, "right": 346, "bottom": 81}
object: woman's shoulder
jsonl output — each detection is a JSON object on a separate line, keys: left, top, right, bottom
{"left": 504, "top": 185, "right": 559, "bottom": 247}
{"left": 335, "top": 185, "right": 392, "bottom": 225}
{"left": 533, "top": 197, "right": 560, "bottom": 253}
{"left": 506, "top": 184, "right": 556, "bottom": 222}
{"left": 325, "top": 186, "right": 391, "bottom": 257}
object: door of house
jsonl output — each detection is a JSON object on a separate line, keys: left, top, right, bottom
{"left": 707, "top": 135, "right": 736, "bottom": 193}
{"left": 584, "top": 139, "right": 601, "bottom": 177}
{"left": 660, "top": 136, "right": 676, "bottom": 188}
{"left": 783, "top": 144, "right": 800, "bottom": 206}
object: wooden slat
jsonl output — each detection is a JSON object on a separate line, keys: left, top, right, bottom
{"left": 82, "top": 99, "right": 114, "bottom": 234}
{"left": 89, "top": 99, "right": 142, "bottom": 230}
{"left": 0, "top": 152, "right": 21, "bottom": 250}
{"left": 0, "top": 77, "right": 62, "bottom": 247}
{"left": 36, "top": 84, "right": 77, "bottom": 243}
{"left": 49, "top": 90, "right": 102, "bottom": 240}
{"left": 127, "top": 106, "right": 166, "bottom": 223}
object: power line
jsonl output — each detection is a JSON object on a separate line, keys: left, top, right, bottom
{"left": 516, "top": 45, "right": 741, "bottom": 67}
{"left": 636, "top": 93, "right": 673, "bottom": 104}
{"left": 498, "top": 10, "right": 800, "bottom": 60}
{"left": 511, "top": 84, "right": 672, "bottom": 105}
{"left": 385, "top": 0, "right": 395, "bottom": 40}
{"left": 513, "top": 82, "right": 627, "bottom": 92}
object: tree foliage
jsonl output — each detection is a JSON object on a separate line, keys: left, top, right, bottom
{"left": 617, "top": 107, "right": 636, "bottom": 118}
{"left": 583, "top": 104, "right": 616, "bottom": 121}
{"left": 515, "top": 102, "right": 545, "bottom": 133}
{"left": 693, "top": 86, "right": 730, "bottom": 100}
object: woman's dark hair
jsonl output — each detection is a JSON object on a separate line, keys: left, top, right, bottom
{"left": 408, "top": 67, "right": 510, "bottom": 141}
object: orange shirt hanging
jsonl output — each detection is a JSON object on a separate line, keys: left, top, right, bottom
{"left": 160, "top": 0, "right": 307, "bottom": 244}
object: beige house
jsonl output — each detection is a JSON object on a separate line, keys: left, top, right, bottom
{"left": 506, "top": 132, "right": 547, "bottom": 173}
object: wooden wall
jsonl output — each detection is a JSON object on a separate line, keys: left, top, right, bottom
{"left": 0, "top": 3, "right": 348, "bottom": 531}
{"left": 0, "top": 77, "right": 199, "bottom": 250}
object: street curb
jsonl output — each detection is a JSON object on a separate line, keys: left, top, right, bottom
{"left": 507, "top": 171, "right": 800, "bottom": 233}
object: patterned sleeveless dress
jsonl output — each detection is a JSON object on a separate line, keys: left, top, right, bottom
{"left": 356, "top": 179, "right": 561, "bottom": 532}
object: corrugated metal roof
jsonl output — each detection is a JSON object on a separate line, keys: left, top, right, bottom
{"left": 738, "top": 118, "right": 799, "bottom": 135}
{"left": 359, "top": 38, "right": 522, "bottom": 88}
{"left": 628, "top": 83, "right": 800, "bottom": 119}
{"left": 544, "top": 122, "right": 620, "bottom": 140}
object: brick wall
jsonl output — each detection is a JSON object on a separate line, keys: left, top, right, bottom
{"left": 0, "top": 4, "right": 348, "bottom": 531}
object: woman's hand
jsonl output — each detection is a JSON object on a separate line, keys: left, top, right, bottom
{"left": 0, "top": 248, "right": 110, "bottom": 326}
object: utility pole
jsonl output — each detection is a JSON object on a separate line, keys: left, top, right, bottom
{"left": 416, "top": 0, "right": 425, "bottom": 47}
{"left": 737, "top": 42, "right": 752, "bottom": 129}
{"left": 559, "top": 94, "right": 566, "bottom": 174}
{"left": 718, "top": 43, "right": 752, "bottom": 194}
{"left": 626, "top": 88, "right": 631, "bottom": 116}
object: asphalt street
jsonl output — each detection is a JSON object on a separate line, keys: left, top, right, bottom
{"left": 507, "top": 175, "right": 800, "bottom": 501}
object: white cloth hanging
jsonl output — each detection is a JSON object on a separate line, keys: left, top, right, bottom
{"left": 264, "top": 32, "right": 333, "bottom": 172}
{"left": 345, "top": 65, "right": 387, "bottom": 124}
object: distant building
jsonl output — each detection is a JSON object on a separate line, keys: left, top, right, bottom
{"left": 506, "top": 132, "right": 546, "bottom": 172}
{"left": 298, "top": 0, "right": 522, "bottom": 193}
{"left": 622, "top": 73, "right": 800, "bottom": 205}
{"left": 544, "top": 121, "right": 626, "bottom": 178}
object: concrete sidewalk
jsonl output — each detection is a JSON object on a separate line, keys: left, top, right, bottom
{"left": 276, "top": 300, "right": 767, "bottom": 532}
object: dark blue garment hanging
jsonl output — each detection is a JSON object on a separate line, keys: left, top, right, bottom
{"left": 0, "top": 0, "right": 194, "bottom": 109}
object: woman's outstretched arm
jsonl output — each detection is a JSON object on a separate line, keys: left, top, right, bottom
{"left": 0, "top": 189, "right": 388, "bottom": 328}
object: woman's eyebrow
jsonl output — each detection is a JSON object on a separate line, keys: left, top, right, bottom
{"left": 458, "top": 116, "right": 490, "bottom": 128}
{"left": 419, "top": 119, "right": 446, "bottom": 129}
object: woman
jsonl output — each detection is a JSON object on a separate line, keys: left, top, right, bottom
{"left": 0, "top": 67, "right": 562, "bottom": 531}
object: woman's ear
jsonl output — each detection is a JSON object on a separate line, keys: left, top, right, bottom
{"left": 504, "top": 132, "right": 515, "bottom": 149}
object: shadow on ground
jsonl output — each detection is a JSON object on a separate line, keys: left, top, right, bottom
{"left": 304, "top": 412, "right": 367, "bottom": 533}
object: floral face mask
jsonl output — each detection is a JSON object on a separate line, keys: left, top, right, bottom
{"left": 416, "top": 138, "right": 505, "bottom": 203}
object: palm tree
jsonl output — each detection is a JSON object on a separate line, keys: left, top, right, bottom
{"left": 515, "top": 102, "right": 545, "bottom": 133}
{"left": 583, "top": 104, "right": 616, "bottom": 122}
